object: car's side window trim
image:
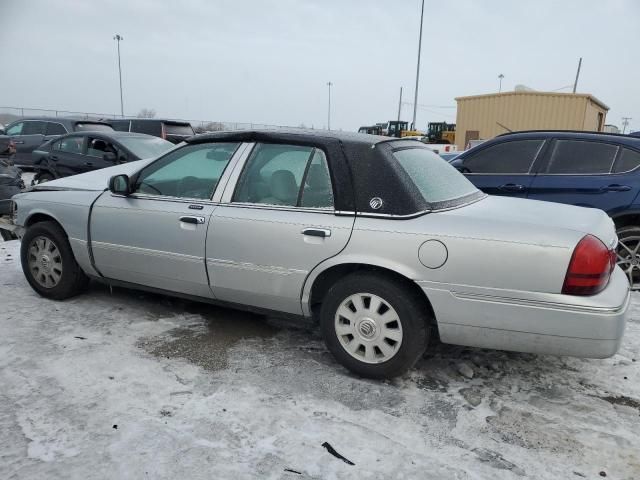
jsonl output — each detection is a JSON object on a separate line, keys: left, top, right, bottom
{"left": 461, "top": 139, "right": 546, "bottom": 176}
{"left": 223, "top": 142, "right": 336, "bottom": 211}
{"left": 535, "top": 139, "right": 621, "bottom": 176}
{"left": 611, "top": 146, "right": 640, "bottom": 174}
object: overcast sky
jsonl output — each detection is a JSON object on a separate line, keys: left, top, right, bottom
{"left": 1, "top": 0, "right": 638, "bottom": 131}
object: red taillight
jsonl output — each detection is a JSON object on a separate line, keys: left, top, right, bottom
{"left": 562, "top": 235, "right": 615, "bottom": 296}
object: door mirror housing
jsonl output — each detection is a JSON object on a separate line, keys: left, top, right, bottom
{"left": 109, "top": 174, "right": 131, "bottom": 195}
{"left": 103, "top": 151, "right": 117, "bottom": 162}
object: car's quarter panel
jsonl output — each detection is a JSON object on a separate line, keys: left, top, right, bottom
{"left": 207, "top": 206, "right": 354, "bottom": 314}
{"left": 90, "top": 194, "right": 215, "bottom": 298}
{"left": 302, "top": 195, "right": 623, "bottom": 353}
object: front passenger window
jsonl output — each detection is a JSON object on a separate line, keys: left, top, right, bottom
{"left": 134, "top": 142, "right": 239, "bottom": 199}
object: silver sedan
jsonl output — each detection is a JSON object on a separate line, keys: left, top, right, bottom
{"left": 4, "top": 129, "right": 630, "bottom": 378}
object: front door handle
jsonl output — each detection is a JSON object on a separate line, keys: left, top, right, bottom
{"left": 13, "top": 140, "right": 25, "bottom": 145}
{"left": 301, "top": 228, "right": 331, "bottom": 238}
{"left": 497, "top": 183, "right": 526, "bottom": 192}
{"left": 179, "top": 216, "right": 205, "bottom": 224}
{"left": 85, "top": 161, "right": 93, "bottom": 167}
{"left": 50, "top": 155, "right": 59, "bottom": 161}
{"left": 601, "top": 184, "right": 631, "bottom": 192}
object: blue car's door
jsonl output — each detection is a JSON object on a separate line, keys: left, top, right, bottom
{"left": 527, "top": 139, "right": 640, "bottom": 216}
{"left": 456, "top": 138, "right": 547, "bottom": 198}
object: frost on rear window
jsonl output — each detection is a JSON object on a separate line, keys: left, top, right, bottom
{"left": 393, "top": 147, "right": 478, "bottom": 204}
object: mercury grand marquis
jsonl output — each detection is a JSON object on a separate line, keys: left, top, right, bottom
{"left": 2, "top": 130, "right": 630, "bottom": 378}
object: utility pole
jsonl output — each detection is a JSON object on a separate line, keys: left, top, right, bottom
{"left": 326, "top": 81, "right": 333, "bottom": 130}
{"left": 572, "top": 57, "right": 582, "bottom": 94}
{"left": 622, "top": 117, "right": 632, "bottom": 134}
{"left": 498, "top": 74, "right": 504, "bottom": 93}
{"left": 397, "top": 87, "right": 403, "bottom": 122}
{"left": 411, "top": 0, "right": 425, "bottom": 131}
{"left": 114, "top": 34, "right": 124, "bottom": 117}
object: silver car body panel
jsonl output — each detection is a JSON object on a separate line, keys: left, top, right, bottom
{"left": 10, "top": 138, "right": 629, "bottom": 359}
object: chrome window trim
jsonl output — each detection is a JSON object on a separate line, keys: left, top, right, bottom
{"left": 218, "top": 202, "right": 337, "bottom": 215}
{"left": 219, "top": 142, "right": 254, "bottom": 203}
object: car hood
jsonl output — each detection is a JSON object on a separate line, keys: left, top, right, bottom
{"left": 30, "top": 158, "right": 155, "bottom": 192}
{"left": 442, "top": 195, "right": 617, "bottom": 249}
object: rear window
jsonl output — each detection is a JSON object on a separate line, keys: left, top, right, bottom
{"left": 130, "top": 120, "right": 161, "bottom": 136}
{"left": 45, "top": 122, "right": 67, "bottom": 135}
{"left": 613, "top": 148, "right": 640, "bottom": 174}
{"left": 118, "top": 136, "right": 174, "bottom": 159}
{"left": 545, "top": 140, "right": 618, "bottom": 174}
{"left": 164, "top": 123, "right": 194, "bottom": 136}
{"left": 74, "top": 122, "right": 114, "bottom": 132}
{"left": 393, "top": 147, "right": 479, "bottom": 204}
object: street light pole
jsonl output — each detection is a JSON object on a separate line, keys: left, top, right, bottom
{"left": 498, "top": 74, "right": 504, "bottom": 93}
{"left": 326, "top": 81, "right": 333, "bottom": 130}
{"left": 114, "top": 34, "right": 124, "bottom": 117}
{"left": 411, "top": 0, "right": 425, "bottom": 131}
{"left": 622, "top": 117, "right": 632, "bottom": 134}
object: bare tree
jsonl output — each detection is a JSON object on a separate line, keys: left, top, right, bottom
{"left": 137, "top": 108, "right": 156, "bottom": 118}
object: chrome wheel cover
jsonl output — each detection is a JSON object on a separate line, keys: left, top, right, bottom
{"left": 617, "top": 235, "right": 640, "bottom": 290}
{"left": 28, "top": 236, "right": 63, "bottom": 289}
{"left": 334, "top": 293, "right": 403, "bottom": 364}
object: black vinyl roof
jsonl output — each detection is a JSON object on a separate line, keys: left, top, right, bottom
{"left": 185, "top": 128, "right": 407, "bottom": 147}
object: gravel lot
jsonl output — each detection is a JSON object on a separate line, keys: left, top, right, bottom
{"left": 1, "top": 239, "right": 639, "bottom": 479}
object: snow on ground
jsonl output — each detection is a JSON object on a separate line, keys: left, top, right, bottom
{"left": 0, "top": 239, "right": 639, "bottom": 479}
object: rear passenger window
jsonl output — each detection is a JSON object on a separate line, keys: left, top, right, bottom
{"left": 45, "top": 122, "right": 67, "bottom": 136}
{"left": 545, "top": 140, "right": 618, "bottom": 174}
{"left": 130, "top": 120, "right": 161, "bottom": 136}
{"left": 53, "top": 137, "right": 84, "bottom": 154}
{"left": 233, "top": 144, "right": 334, "bottom": 209}
{"left": 462, "top": 140, "right": 544, "bottom": 174}
{"left": 613, "top": 148, "right": 640, "bottom": 173}
{"left": 22, "top": 121, "right": 47, "bottom": 135}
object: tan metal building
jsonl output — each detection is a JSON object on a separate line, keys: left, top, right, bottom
{"left": 454, "top": 91, "right": 609, "bottom": 150}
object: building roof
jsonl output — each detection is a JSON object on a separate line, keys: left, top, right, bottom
{"left": 455, "top": 91, "right": 609, "bottom": 111}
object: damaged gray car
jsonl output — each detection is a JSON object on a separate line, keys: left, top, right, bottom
{"left": 2, "top": 130, "right": 630, "bottom": 378}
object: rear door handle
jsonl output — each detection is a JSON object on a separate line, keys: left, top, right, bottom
{"left": 601, "top": 184, "right": 631, "bottom": 192}
{"left": 85, "top": 162, "right": 93, "bottom": 167}
{"left": 50, "top": 155, "right": 59, "bottom": 161}
{"left": 179, "top": 216, "right": 205, "bottom": 224}
{"left": 13, "top": 140, "right": 24, "bottom": 144}
{"left": 301, "top": 228, "right": 331, "bottom": 238}
{"left": 497, "top": 183, "right": 526, "bottom": 192}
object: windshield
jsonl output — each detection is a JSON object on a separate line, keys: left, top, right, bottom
{"left": 118, "top": 136, "right": 174, "bottom": 159}
{"left": 393, "top": 147, "right": 479, "bottom": 204}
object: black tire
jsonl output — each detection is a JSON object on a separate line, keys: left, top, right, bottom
{"left": 20, "top": 221, "right": 88, "bottom": 300}
{"left": 35, "top": 173, "right": 54, "bottom": 184}
{"left": 616, "top": 225, "right": 640, "bottom": 290}
{"left": 1, "top": 229, "right": 16, "bottom": 241}
{"left": 320, "top": 272, "right": 430, "bottom": 379}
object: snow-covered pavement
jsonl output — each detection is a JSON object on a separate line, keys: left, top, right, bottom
{"left": 1, "top": 239, "right": 639, "bottom": 479}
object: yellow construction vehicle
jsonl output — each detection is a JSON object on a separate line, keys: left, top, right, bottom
{"left": 426, "top": 122, "right": 456, "bottom": 144}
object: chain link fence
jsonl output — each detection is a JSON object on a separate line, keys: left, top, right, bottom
{"left": 0, "top": 106, "right": 304, "bottom": 133}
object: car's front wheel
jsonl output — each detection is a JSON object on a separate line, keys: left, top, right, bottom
{"left": 20, "top": 221, "right": 88, "bottom": 300}
{"left": 320, "top": 273, "right": 430, "bottom": 378}
{"left": 616, "top": 226, "right": 640, "bottom": 290}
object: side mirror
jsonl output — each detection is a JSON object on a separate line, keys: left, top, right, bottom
{"left": 103, "top": 152, "right": 117, "bottom": 162}
{"left": 109, "top": 174, "right": 131, "bottom": 195}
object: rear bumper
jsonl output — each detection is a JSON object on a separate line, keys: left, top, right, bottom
{"left": 420, "top": 267, "right": 630, "bottom": 358}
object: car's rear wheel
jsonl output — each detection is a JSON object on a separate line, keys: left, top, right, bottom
{"left": 616, "top": 226, "right": 640, "bottom": 290}
{"left": 20, "top": 221, "right": 88, "bottom": 300}
{"left": 320, "top": 273, "right": 430, "bottom": 378}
